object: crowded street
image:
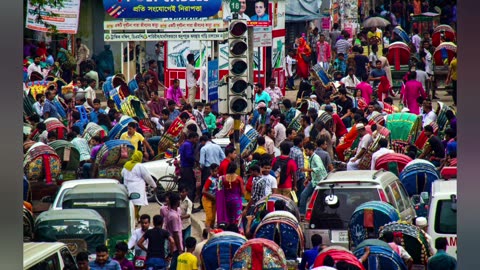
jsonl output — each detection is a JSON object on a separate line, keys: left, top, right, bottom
{"left": 23, "top": 0, "right": 457, "bottom": 270}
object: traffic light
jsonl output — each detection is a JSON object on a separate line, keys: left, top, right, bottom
{"left": 227, "top": 19, "right": 252, "bottom": 115}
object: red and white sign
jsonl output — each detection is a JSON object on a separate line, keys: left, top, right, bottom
{"left": 25, "top": 0, "right": 81, "bottom": 34}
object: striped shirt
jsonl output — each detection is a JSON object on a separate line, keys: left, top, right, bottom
{"left": 335, "top": 39, "right": 352, "bottom": 55}
{"left": 289, "top": 146, "right": 305, "bottom": 181}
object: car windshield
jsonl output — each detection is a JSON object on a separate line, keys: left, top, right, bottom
{"left": 310, "top": 188, "right": 380, "bottom": 230}
{"left": 434, "top": 199, "right": 457, "bottom": 234}
{"left": 56, "top": 188, "right": 71, "bottom": 208}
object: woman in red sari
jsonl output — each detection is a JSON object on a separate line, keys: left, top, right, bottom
{"left": 336, "top": 123, "right": 359, "bottom": 162}
{"left": 296, "top": 37, "right": 312, "bottom": 80}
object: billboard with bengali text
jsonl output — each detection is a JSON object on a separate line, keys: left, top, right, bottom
{"left": 26, "top": 0, "right": 81, "bottom": 34}
{"left": 103, "top": 0, "right": 222, "bottom": 19}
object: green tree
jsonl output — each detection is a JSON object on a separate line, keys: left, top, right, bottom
{"left": 26, "top": 0, "right": 65, "bottom": 33}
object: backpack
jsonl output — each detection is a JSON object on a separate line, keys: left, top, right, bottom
{"left": 272, "top": 157, "right": 292, "bottom": 185}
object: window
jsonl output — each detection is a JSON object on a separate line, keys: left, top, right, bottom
{"left": 28, "top": 253, "right": 61, "bottom": 270}
{"left": 311, "top": 188, "right": 380, "bottom": 230}
{"left": 390, "top": 183, "right": 405, "bottom": 212}
{"left": 397, "top": 182, "right": 413, "bottom": 211}
{"left": 60, "top": 248, "right": 77, "bottom": 270}
{"left": 435, "top": 200, "right": 457, "bottom": 234}
{"left": 385, "top": 186, "right": 397, "bottom": 208}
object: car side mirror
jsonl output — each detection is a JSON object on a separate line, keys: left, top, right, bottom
{"left": 130, "top": 193, "right": 141, "bottom": 200}
{"left": 41, "top": 196, "right": 54, "bottom": 203}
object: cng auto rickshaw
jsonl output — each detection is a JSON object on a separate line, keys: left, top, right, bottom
{"left": 61, "top": 183, "right": 140, "bottom": 260}
{"left": 34, "top": 209, "right": 107, "bottom": 258}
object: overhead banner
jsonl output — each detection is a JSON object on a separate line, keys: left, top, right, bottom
{"left": 102, "top": 0, "right": 222, "bottom": 19}
{"left": 207, "top": 59, "right": 219, "bottom": 111}
{"left": 104, "top": 32, "right": 228, "bottom": 41}
{"left": 104, "top": 20, "right": 228, "bottom": 31}
{"left": 222, "top": 0, "right": 272, "bottom": 27}
{"left": 25, "top": 0, "right": 81, "bottom": 34}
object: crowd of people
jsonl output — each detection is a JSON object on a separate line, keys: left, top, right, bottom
{"left": 23, "top": 1, "right": 458, "bottom": 269}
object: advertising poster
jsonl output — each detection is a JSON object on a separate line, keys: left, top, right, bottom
{"left": 25, "top": 0, "right": 81, "bottom": 34}
{"left": 207, "top": 60, "right": 219, "bottom": 111}
{"left": 222, "top": 0, "right": 272, "bottom": 27}
{"left": 102, "top": 0, "right": 222, "bottom": 19}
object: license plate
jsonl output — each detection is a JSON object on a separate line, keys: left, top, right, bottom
{"left": 331, "top": 230, "right": 349, "bottom": 243}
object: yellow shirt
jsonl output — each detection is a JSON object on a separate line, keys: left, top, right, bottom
{"left": 449, "top": 58, "right": 457, "bottom": 81}
{"left": 254, "top": 146, "right": 267, "bottom": 155}
{"left": 177, "top": 252, "right": 198, "bottom": 270}
{"left": 120, "top": 131, "right": 145, "bottom": 151}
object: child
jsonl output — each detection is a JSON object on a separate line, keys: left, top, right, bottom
{"left": 113, "top": 242, "right": 134, "bottom": 270}
{"left": 202, "top": 164, "right": 219, "bottom": 230}
{"left": 333, "top": 53, "right": 347, "bottom": 77}
{"left": 260, "top": 159, "right": 277, "bottom": 196}
{"left": 245, "top": 162, "right": 261, "bottom": 202}
{"left": 179, "top": 186, "right": 193, "bottom": 242}
{"left": 176, "top": 237, "right": 198, "bottom": 270}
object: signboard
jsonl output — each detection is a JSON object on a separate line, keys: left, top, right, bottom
{"left": 25, "top": 0, "right": 81, "bottom": 34}
{"left": 207, "top": 60, "right": 219, "bottom": 111}
{"left": 230, "top": 0, "right": 241, "bottom": 13}
{"left": 321, "top": 17, "right": 330, "bottom": 30}
{"left": 253, "top": 27, "right": 272, "bottom": 47}
{"left": 222, "top": 0, "right": 272, "bottom": 27}
{"left": 104, "top": 19, "right": 228, "bottom": 31}
{"left": 102, "top": 0, "right": 222, "bottom": 19}
{"left": 104, "top": 32, "right": 228, "bottom": 41}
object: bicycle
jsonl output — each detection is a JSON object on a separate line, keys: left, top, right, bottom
{"left": 154, "top": 157, "right": 180, "bottom": 206}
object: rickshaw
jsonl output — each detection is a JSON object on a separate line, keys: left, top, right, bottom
{"left": 385, "top": 113, "right": 423, "bottom": 154}
{"left": 201, "top": 232, "right": 247, "bottom": 270}
{"left": 410, "top": 12, "right": 440, "bottom": 36}
{"left": 432, "top": 25, "right": 456, "bottom": 47}
{"left": 353, "top": 239, "right": 408, "bottom": 270}
{"left": 48, "top": 140, "right": 81, "bottom": 181}
{"left": 349, "top": 201, "right": 400, "bottom": 250}
{"left": 433, "top": 42, "right": 457, "bottom": 91}
{"left": 399, "top": 159, "right": 440, "bottom": 197}
{"left": 61, "top": 183, "right": 140, "bottom": 260}
{"left": 314, "top": 246, "right": 365, "bottom": 270}
{"left": 386, "top": 42, "right": 411, "bottom": 90}
{"left": 374, "top": 153, "right": 413, "bottom": 177}
{"left": 34, "top": 209, "right": 107, "bottom": 258}
{"left": 379, "top": 221, "right": 433, "bottom": 268}
{"left": 232, "top": 239, "right": 288, "bottom": 270}
{"left": 94, "top": 139, "right": 135, "bottom": 181}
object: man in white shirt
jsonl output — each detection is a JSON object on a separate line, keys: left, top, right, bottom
{"left": 215, "top": 113, "right": 234, "bottom": 138}
{"left": 186, "top": 53, "right": 198, "bottom": 105}
{"left": 27, "top": 56, "right": 44, "bottom": 79}
{"left": 412, "top": 29, "right": 422, "bottom": 53}
{"left": 370, "top": 138, "right": 395, "bottom": 169}
{"left": 422, "top": 42, "right": 434, "bottom": 75}
{"left": 128, "top": 214, "right": 152, "bottom": 256}
{"left": 284, "top": 49, "right": 296, "bottom": 89}
{"left": 414, "top": 217, "right": 436, "bottom": 256}
{"left": 421, "top": 101, "right": 437, "bottom": 128}
{"left": 341, "top": 68, "right": 361, "bottom": 94}
{"left": 154, "top": 41, "right": 165, "bottom": 83}
{"left": 274, "top": 116, "right": 286, "bottom": 147}
{"left": 260, "top": 161, "right": 277, "bottom": 196}
{"left": 347, "top": 123, "right": 373, "bottom": 171}
{"left": 84, "top": 78, "right": 97, "bottom": 110}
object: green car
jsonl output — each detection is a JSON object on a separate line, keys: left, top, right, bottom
{"left": 34, "top": 209, "right": 107, "bottom": 258}
{"left": 61, "top": 183, "right": 140, "bottom": 260}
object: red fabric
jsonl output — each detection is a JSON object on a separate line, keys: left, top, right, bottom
{"left": 394, "top": 49, "right": 401, "bottom": 71}
{"left": 250, "top": 243, "right": 264, "bottom": 270}
{"left": 363, "top": 209, "right": 374, "bottom": 228}
{"left": 57, "top": 127, "right": 64, "bottom": 140}
{"left": 377, "top": 76, "right": 393, "bottom": 102}
{"left": 99, "top": 129, "right": 105, "bottom": 138}
{"left": 314, "top": 249, "right": 365, "bottom": 270}
{"left": 218, "top": 159, "right": 231, "bottom": 177}
{"left": 336, "top": 126, "right": 358, "bottom": 162}
{"left": 267, "top": 201, "right": 275, "bottom": 213}
{"left": 271, "top": 156, "right": 298, "bottom": 189}
{"left": 296, "top": 37, "right": 312, "bottom": 79}
{"left": 42, "top": 154, "right": 52, "bottom": 184}
{"left": 388, "top": 242, "right": 401, "bottom": 255}
{"left": 415, "top": 131, "right": 428, "bottom": 150}
{"left": 383, "top": 103, "right": 394, "bottom": 114}
{"left": 332, "top": 113, "right": 348, "bottom": 138}
{"left": 246, "top": 176, "right": 254, "bottom": 192}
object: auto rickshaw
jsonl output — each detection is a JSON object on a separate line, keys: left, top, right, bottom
{"left": 61, "top": 183, "right": 140, "bottom": 260}
{"left": 34, "top": 209, "right": 107, "bottom": 258}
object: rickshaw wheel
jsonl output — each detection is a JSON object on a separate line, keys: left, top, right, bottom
{"left": 155, "top": 175, "right": 178, "bottom": 205}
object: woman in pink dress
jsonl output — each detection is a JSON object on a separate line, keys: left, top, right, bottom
{"left": 401, "top": 71, "right": 427, "bottom": 115}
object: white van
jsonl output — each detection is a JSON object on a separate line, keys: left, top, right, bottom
{"left": 24, "top": 242, "right": 78, "bottom": 270}
{"left": 427, "top": 179, "right": 457, "bottom": 258}
{"left": 304, "top": 170, "right": 416, "bottom": 249}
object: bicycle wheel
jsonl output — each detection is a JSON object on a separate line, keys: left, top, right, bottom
{"left": 154, "top": 175, "right": 178, "bottom": 205}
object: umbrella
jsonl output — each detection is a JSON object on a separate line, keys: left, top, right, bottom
{"left": 363, "top": 17, "right": 391, "bottom": 28}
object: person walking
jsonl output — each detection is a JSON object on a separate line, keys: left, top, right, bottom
{"left": 427, "top": 237, "right": 457, "bottom": 270}
{"left": 122, "top": 151, "right": 157, "bottom": 220}
{"left": 179, "top": 132, "right": 200, "bottom": 201}
{"left": 299, "top": 143, "right": 328, "bottom": 215}
{"left": 137, "top": 215, "right": 175, "bottom": 270}
{"left": 176, "top": 237, "right": 198, "bottom": 270}
{"left": 198, "top": 134, "right": 225, "bottom": 210}
{"left": 186, "top": 53, "right": 198, "bottom": 105}
{"left": 216, "top": 162, "right": 246, "bottom": 226}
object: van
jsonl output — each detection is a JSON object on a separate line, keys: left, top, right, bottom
{"left": 304, "top": 170, "right": 416, "bottom": 249}
{"left": 427, "top": 179, "right": 457, "bottom": 258}
{"left": 24, "top": 242, "right": 78, "bottom": 270}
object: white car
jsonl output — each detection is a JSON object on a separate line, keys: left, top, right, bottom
{"left": 142, "top": 138, "right": 230, "bottom": 199}
{"left": 49, "top": 179, "right": 120, "bottom": 210}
